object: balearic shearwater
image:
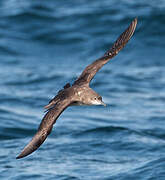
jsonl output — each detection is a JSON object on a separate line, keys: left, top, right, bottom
{"left": 16, "top": 18, "right": 137, "bottom": 159}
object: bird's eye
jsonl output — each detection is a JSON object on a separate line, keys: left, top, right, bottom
{"left": 94, "top": 97, "right": 97, "bottom": 100}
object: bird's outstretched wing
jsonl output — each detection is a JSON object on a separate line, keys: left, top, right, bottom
{"left": 73, "top": 18, "right": 137, "bottom": 85}
{"left": 16, "top": 99, "right": 72, "bottom": 159}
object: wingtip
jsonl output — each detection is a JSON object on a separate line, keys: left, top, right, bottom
{"left": 16, "top": 154, "right": 22, "bottom": 159}
{"left": 126, "top": 17, "right": 138, "bottom": 40}
{"left": 16, "top": 150, "right": 30, "bottom": 159}
{"left": 134, "top": 17, "right": 138, "bottom": 21}
{"left": 16, "top": 153, "right": 24, "bottom": 159}
{"left": 131, "top": 17, "right": 138, "bottom": 30}
{"left": 16, "top": 127, "right": 49, "bottom": 159}
{"left": 133, "top": 17, "right": 138, "bottom": 25}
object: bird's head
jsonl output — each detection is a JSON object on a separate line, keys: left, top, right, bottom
{"left": 90, "top": 94, "right": 106, "bottom": 106}
{"left": 76, "top": 87, "right": 106, "bottom": 106}
{"left": 81, "top": 88, "right": 106, "bottom": 106}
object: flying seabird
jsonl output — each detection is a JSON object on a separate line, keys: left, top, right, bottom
{"left": 16, "top": 18, "right": 137, "bottom": 159}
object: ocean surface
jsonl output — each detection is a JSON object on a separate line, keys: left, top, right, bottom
{"left": 0, "top": 1, "right": 165, "bottom": 179}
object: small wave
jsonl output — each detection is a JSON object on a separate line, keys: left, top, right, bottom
{"left": 73, "top": 126, "right": 135, "bottom": 138}
{"left": 123, "top": 157, "right": 165, "bottom": 179}
{"left": 0, "top": 127, "right": 36, "bottom": 140}
{"left": 0, "top": 46, "right": 20, "bottom": 56}
{"left": 6, "top": 11, "right": 56, "bottom": 22}
{"left": 141, "top": 128, "right": 165, "bottom": 140}
{"left": 5, "top": 74, "right": 63, "bottom": 86}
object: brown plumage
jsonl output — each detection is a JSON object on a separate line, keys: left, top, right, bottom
{"left": 16, "top": 18, "right": 137, "bottom": 159}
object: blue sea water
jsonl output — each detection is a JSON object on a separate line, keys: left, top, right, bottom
{"left": 0, "top": 0, "right": 165, "bottom": 179}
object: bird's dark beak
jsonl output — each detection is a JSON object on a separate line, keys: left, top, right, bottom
{"left": 101, "top": 101, "right": 106, "bottom": 106}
